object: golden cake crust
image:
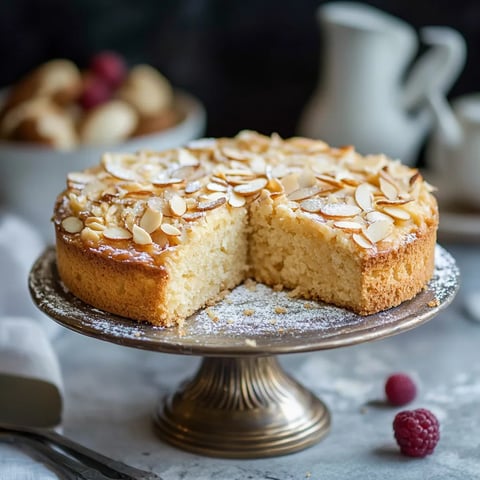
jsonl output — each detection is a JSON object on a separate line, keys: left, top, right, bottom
{"left": 53, "top": 131, "right": 438, "bottom": 325}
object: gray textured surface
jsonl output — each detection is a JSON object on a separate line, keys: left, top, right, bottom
{"left": 54, "top": 243, "right": 479, "bottom": 480}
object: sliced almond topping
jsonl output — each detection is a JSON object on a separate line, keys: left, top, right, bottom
{"left": 382, "top": 206, "right": 411, "bottom": 220}
{"left": 222, "top": 147, "right": 250, "bottom": 161}
{"left": 196, "top": 196, "right": 227, "bottom": 211}
{"left": 103, "top": 226, "right": 132, "bottom": 240}
{"left": 364, "top": 220, "right": 393, "bottom": 243}
{"left": 320, "top": 203, "right": 362, "bottom": 218}
{"left": 266, "top": 177, "right": 284, "bottom": 196}
{"left": 409, "top": 171, "right": 421, "bottom": 186}
{"left": 299, "top": 198, "right": 324, "bottom": 213}
{"left": 375, "top": 198, "right": 412, "bottom": 206}
{"left": 132, "top": 224, "right": 152, "bottom": 245}
{"left": 355, "top": 183, "right": 373, "bottom": 211}
{"left": 177, "top": 148, "right": 200, "bottom": 166}
{"left": 182, "top": 212, "right": 205, "bottom": 222}
{"left": 67, "top": 172, "right": 96, "bottom": 185}
{"left": 271, "top": 164, "right": 290, "bottom": 178}
{"left": 287, "top": 185, "right": 322, "bottom": 202}
{"left": 228, "top": 192, "right": 247, "bottom": 208}
{"left": 280, "top": 173, "right": 299, "bottom": 195}
{"left": 315, "top": 174, "right": 344, "bottom": 188}
{"left": 333, "top": 221, "right": 363, "bottom": 232}
{"left": 102, "top": 153, "right": 139, "bottom": 181}
{"left": 365, "top": 211, "right": 393, "bottom": 223}
{"left": 205, "top": 192, "right": 227, "bottom": 202}
{"left": 206, "top": 182, "right": 228, "bottom": 193}
{"left": 353, "top": 233, "right": 374, "bottom": 249}
{"left": 160, "top": 223, "right": 182, "bottom": 236}
{"left": 62, "top": 216, "right": 83, "bottom": 234}
{"left": 224, "top": 168, "right": 254, "bottom": 176}
{"left": 80, "top": 227, "right": 101, "bottom": 243}
{"left": 147, "top": 197, "right": 164, "bottom": 212}
{"left": 169, "top": 195, "right": 187, "bottom": 216}
{"left": 233, "top": 178, "right": 268, "bottom": 196}
{"left": 151, "top": 177, "right": 183, "bottom": 187}
{"left": 185, "top": 180, "right": 202, "bottom": 194}
{"left": 140, "top": 207, "right": 163, "bottom": 233}
{"left": 379, "top": 177, "right": 398, "bottom": 201}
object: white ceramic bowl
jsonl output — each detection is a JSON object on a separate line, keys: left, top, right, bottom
{"left": 0, "top": 90, "right": 206, "bottom": 241}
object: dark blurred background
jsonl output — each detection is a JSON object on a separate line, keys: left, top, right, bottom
{"left": 0, "top": 0, "right": 478, "bottom": 138}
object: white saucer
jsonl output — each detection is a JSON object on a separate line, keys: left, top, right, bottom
{"left": 423, "top": 170, "right": 480, "bottom": 243}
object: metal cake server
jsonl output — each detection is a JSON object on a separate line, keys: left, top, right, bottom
{"left": 0, "top": 423, "right": 162, "bottom": 480}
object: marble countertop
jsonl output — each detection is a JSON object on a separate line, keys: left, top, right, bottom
{"left": 51, "top": 243, "right": 479, "bottom": 480}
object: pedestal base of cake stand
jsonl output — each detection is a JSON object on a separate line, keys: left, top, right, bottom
{"left": 153, "top": 356, "right": 329, "bottom": 458}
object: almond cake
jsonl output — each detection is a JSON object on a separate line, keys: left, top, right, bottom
{"left": 53, "top": 131, "right": 438, "bottom": 326}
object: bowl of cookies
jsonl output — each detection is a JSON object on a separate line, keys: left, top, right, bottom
{"left": 0, "top": 52, "right": 206, "bottom": 240}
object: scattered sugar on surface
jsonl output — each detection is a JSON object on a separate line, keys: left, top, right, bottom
{"left": 31, "top": 245, "right": 459, "bottom": 347}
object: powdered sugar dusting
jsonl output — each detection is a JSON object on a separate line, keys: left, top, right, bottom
{"left": 29, "top": 245, "right": 459, "bottom": 354}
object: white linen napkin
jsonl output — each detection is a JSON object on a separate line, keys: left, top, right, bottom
{"left": 0, "top": 211, "right": 60, "bottom": 338}
{"left": 0, "top": 212, "right": 62, "bottom": 478}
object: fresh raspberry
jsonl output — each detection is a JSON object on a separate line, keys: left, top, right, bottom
{"left": 90, "top": 51, "right": 127, "bottom": 89}
{"left": 79, "top": 76, "right": 111, "bottom": 110}
{"left": 393, "top": 408, "right": 440, "bottom": 457}
{"left": 385, "top": 373, "right": 416, "bottom": 406}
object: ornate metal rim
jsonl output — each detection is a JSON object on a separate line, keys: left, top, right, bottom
{"left": 29, "top": 245, "right": 459, "bottom": 357}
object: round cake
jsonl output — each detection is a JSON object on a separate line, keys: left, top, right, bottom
{"left": 53, "top": 131, "right": 438, "bottom": 326}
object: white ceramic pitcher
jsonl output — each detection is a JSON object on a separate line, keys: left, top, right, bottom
{"left": 297, "top": 2, "right": 466, "bottom": 165}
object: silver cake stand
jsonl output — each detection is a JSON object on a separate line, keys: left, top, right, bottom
{"left": 29, "top": 245, "right": 459, "bottom": 458}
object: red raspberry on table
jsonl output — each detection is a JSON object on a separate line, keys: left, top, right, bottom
{"left": 90, "top": 51, "right": 127, "bottom": 89}
{"left": 393, "top": 408, "right": 440, "bottom": 457}
{"left": 385, "top": 373, "right": 417, "bottom": 406}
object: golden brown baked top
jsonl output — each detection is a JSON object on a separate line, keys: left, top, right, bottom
{"left": 54, "top": 131, "right": 438, "bottom": 266}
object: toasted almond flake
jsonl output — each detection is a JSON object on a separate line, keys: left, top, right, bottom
{"left": 298, "top": 169, "right": 317, "bottom": 188}
{"left": 86, "top": 221, "right": 105, "bottom": 231}
{"left": 224, "top": 168, "right": 255, "bottom": 177}
{"left": 222, "top": 147, "right": 249, "bottom": 161}
{"left": 375, "top": 198, "right": 412, "bottom": 206}
{"left": 67, "top": 172, "right": 96, "bottom": 184}
{"left": 280, "top": 173, "right": 299, "bottom": 194}
{"left": 140, "top": 207, "right": 163, "bottom": 233}
{"left": 266, "top": 177, "right": 284, "bottom": 196}
{"left": 102, "top": 153, "right": 139, "bottom": 181}
{"left": 132, "top": 224, "right": 152, "bottom": 245}
{"left": 353, "top": 233, "right": 374, "bottom": 249}
{"left": 320, "top": 203, "right": 361, "bottom": 217}
{"left": 365, "top": 211, "right": 393, "bottom": 223}
{"left": 169, "top": 195, "right": 187, "bottom": 216}
{"left": 206, "top": 182, "right": 228, "bottom": 192}
{"left": 382, "top": 206, "right": 411, "bottom": 220}
{"left": 409, "top": 171, "right": 421, "bottom": 186}
{"left": 271, "top": 164, "right": 290, "bottom": 178}
{"left": 103, "top": 226, "right": 132, "bottom": 240}
{"left": 62, "top": 216, "right": 83, "bottom": 234}
{"left": 147, "top": 197, "right": 164, "bottom": 212}
{"left": 182, "top": 212, "right": 204, "bottom": 221}
{"left": 151, "top": 177, "right": 183, "bottom": 187}
{"left": 287, "top": 185, "right": 322, "bottom": 202}
{"left": 228, "top": 192, "right": 246, "bottom": 208}
{"left": 315, "top": 174, "right": 344, "bottom": 188}
{"left": 333, "top": 221, "right": 363, "bottom": 232}
{"left": 171, "top": 165, "right": 196, "bottom": 180}
{"left": 196, "top": 196, "right": 227, "bottom": 211}
{"left": 185, "top": 181, "right": 202, "bottom": 194}
{"left": 85, "top": 216, "right": 104, "bottom": 226}
{"left": 160, "top": 223, "right": 182, "bottom": 236}
{"left": 177, "top": 148, "right": 200, "bottom": 166}
{"left": 379, "top": 177, "right": 398, "bottom": 200}
{"left": 233, "top": 178, "right": 268, "bottom": 196}
{"left": 80, "top": 227, "right": 101, "bottom": 243}
{"left": 206, "top": 192, "right": 227, "bottom": 201}
{"left": 364, "top": 220, "right": 393, "bottom": 243}
{"left": 299, "top": 198, "right": 324, "bottom": 213}
{"left": 355, "top": 183, "right": 373, "bottom": 211}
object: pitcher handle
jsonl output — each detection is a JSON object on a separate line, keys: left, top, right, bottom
{"left": 403, "top": 27, "right": 466, "bottom": 111}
